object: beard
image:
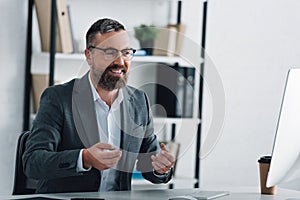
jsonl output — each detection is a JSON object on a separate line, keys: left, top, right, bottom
{"left": 92, "top": 64, "right": 128, "bottom": 91}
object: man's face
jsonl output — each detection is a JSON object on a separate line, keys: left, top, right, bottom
{"left": 86, "top": 30, "right": 131, "bottom": 91}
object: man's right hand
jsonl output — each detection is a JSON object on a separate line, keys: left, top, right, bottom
{"left": 82, "top": 142, "right": 122, "bottom": 170}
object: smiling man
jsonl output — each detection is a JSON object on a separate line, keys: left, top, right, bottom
{"left": 23, "top": 18, "right": 174, "bottom": 194}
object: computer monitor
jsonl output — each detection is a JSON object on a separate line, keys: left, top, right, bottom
{"left": 267, "top": 68, "right": 300, "bottom": 188}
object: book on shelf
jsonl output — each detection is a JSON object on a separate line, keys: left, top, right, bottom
{"left": 155, "top": 63, "right": 178, "bottom": 117}
{"left": 32, "top": 74, "right": 60, "bottom": 113}
{"left": 32, "top": 74, "right": 49, "bottom": 113}
{"left": 174, "top": 64, "right": 186, "bottom": 117}
{"left": 34, "top": 0, "right": 73, "bottom": 53}
{"left": 153, "top": 24, "right": 186, "bottom": 57}
{"left": 184, "top": 67, "right": 195, "bottom": 118}
{"left": 153, "top": 26, "right": 177, "bottom": 57}
{"left": 170, "top": 23, "right": 186, "bottom": 56}
{"left": 67, "top": 4, "right": 78, "bottom": 53}
{"left": 155, "top": 63, "right": 195, "bottom": 118}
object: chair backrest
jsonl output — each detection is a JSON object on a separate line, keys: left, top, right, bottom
{"left": 12, "top": 131, "right": 38, "bottom": 195}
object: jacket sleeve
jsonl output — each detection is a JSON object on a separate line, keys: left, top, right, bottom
{"left": 22, "top": 86, "right": 82, "bottom": 180}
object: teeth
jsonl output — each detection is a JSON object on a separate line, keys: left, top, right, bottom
{"left": 111, "top": 69, "right": 123, "bottom": 74}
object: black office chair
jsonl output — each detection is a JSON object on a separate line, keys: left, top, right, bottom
{"left": 13, "top": 131, "right": 38, "bottom": 195}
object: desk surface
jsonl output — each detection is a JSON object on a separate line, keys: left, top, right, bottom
{"left": 6, "top": 187, "right": 300, "bottom": 200}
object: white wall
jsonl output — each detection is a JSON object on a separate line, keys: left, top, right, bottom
{"left": 3, "top": 0, "right": 300, "bottom": 195}
{"left": 65, "top": 0, "right": 170, "bottom": 53}
{"left": 201, "top": 0, "right": 300, "bottom": 189}
{"left": 0, "top": 0, "right": 27, "bottom": 195}
{"left": 2, "top": 0, "right": 202, "bottom": 193}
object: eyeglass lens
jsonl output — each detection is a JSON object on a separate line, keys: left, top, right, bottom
{"left": 100, "top": 48, "right": 135, "bottom": 60}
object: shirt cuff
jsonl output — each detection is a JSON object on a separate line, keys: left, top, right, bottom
{"left": 153, "top": 168, "right": 172, "bottom": 178}
{"left": 77, "top": 149, "right": 92, "bottom": 172}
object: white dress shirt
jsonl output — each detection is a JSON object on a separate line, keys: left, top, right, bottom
{"left": 76, "top": 73, "right": 170, "bottom": 190}
{"left": 77, "top": 73, "right": 123, "bottom": 191}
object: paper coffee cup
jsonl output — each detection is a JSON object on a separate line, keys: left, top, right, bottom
{"left": 258, "top": 156, "right": 277, "bottom": 195}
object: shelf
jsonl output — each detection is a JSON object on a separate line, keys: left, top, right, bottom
{"left": 31, "top": 52, "right": 202, "bottom": 74}
{"left": 33, "top": 52, "right": 195, "bottom": 61}
{"left": 24, "top": 0, "right": 204, "bottom": 190}
{"left": 32, "top": 52, "right": 86, "bottom": 74}
{"left": 33, "top": 52, "right": 84, "bottom": 61}
{"left": 133, "top": 55, "right": 203, "bottom": 67}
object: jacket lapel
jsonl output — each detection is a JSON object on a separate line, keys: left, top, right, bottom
{"left": 72, "top": 72, "right": 99, "bottom": 148}
{"left": 72, "top": 78, "right": 144, "bottom": 172}
{"left": 120, "top": 88, "right": 145, "bottom": 151}
{"left": 116, "top": 88, "right": 144, "bottom": 173}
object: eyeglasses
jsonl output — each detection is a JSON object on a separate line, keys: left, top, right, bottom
{"left": 88, "top": 46, "right": 136, "bottom": 61}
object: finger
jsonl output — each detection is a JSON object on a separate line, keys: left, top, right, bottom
{"left": 151, "top": 155, "right": 156, "bottom": 161}
{"left": 152, "top": 161, "right": 164, "bottom": 171}
{"left": 157, "top": 156, "right": 173, "bottom": 168}
{"left": 94, "top": 162, "right": 111, "bottom": 170}
{"left": 101, "top": 150, "right": 122, "bottom": 159}
{"left": 96, "top": 142, "right": 116, "bottom": 151}
{"left": 151, "top": 161, "right": 160, "bottom": 171}
{"left": 154, "top": 160, "right": 167, "bottom": 170}
{"left": 160, "top": 143, "right": 169, "bottom": 152}
{"left": 95, "top": 152, "right": 122, "bottom": 168}
{"left": 102, "top": 155, "right": 122, "bottom": 167}
{"left": 161, "top": 150, "right": 176, "bottom": 163}
{"left": 95, "top": 164, "right": 109, "bottom": 171}
{"left": 152, "top": 154, "right": 173, "bottom": 169}
{"left": 154, "top": 151, "right": 175, "bottom": 165}
{"left": 151, "top": 153, "right": 163, "bottom": 163}
{"left": 156, "top": 149, "right": 175, "bottom": 162}
{"left": 92, "top": 150, "right": 121, "bottom": 161}
{"left": 152, "top": 161, "right": 169, "bottom": 174}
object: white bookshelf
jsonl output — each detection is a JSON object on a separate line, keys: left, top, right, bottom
{"left": 31, "top": 52, "right": 203, "bottom": 72}
{"left": 27, "top": 0, "right": 204, "bottom": 190}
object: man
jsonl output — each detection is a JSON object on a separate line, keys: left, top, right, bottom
{"left": 23, "top": 18, "right": 174, "bottom": 194}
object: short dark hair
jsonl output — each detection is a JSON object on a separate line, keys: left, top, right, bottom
{"left": 86, "top": 18, "right": 126, "bottom": 48}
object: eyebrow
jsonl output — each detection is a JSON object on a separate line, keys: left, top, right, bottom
{"left": 94, "top": 46, "right": 131, "bottom": 50}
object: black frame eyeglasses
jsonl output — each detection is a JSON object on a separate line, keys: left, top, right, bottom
{"left": 88, "top": 46, "right": 136, "bottom": 61}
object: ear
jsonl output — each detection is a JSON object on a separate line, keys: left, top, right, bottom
{"left": 85, "top": 49, "right": 93, "bottom": 66}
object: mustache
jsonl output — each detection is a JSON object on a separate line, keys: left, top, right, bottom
{"left": 106, "top": 64, "right": 127, "bottom": 73}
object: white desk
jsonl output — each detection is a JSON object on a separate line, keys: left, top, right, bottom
{"left": 5, "top": 188, "right": 300, "bottom": 200}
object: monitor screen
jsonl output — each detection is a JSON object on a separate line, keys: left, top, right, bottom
{"left": 267, "top": 68, "right": 300, "bottom": 187}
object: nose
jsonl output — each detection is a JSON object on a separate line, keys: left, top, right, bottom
{"left": 113, "top": 53, "right": 125, "bottom": 65}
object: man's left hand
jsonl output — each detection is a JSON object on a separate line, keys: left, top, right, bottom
{"left": 151, "top": 143, "right": 175, "bottom": 175}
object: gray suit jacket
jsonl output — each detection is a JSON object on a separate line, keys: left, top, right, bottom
{"left": 23, "top": 72, "right": 172, "bottom": 194}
